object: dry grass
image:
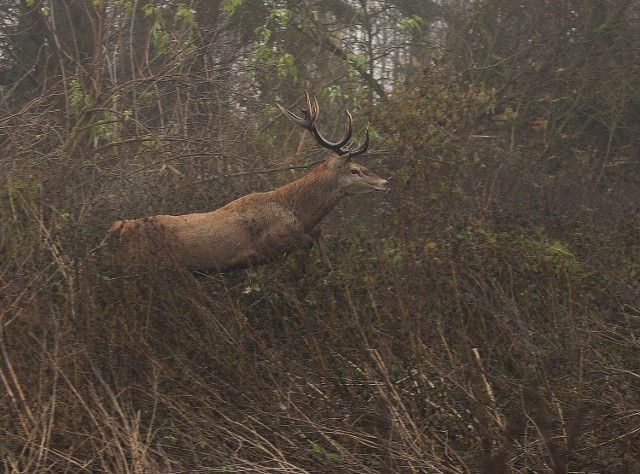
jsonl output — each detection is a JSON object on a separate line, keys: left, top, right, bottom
{"left": 2, "top": 164, "right": 639, "bottom": 472}
{"left": 2, "top": 67, "right": 640, "bottom": 473}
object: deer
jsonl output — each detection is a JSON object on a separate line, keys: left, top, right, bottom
{"left": 106, "top": 93, "right": 389, "bottom": 272}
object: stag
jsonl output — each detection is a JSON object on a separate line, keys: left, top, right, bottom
{"left": 106, "top": 93, "right": 389, "bottom": 272}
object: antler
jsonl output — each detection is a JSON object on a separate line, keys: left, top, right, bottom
{"left": 277, "top": 92, "right": 369, "bottom": 157}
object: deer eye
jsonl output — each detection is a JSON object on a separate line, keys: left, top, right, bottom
{"left": 351, "top": 169, "right": 360, "bottom": 175}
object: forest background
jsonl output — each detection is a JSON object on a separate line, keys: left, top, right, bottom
{"left": 1, "top": 0, "right": 639, "bottom": 472}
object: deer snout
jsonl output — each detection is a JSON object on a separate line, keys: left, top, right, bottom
{"left": 375, "top": 179, "right": 390, "bottom": 192}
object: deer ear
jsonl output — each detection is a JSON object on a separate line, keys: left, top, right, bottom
{"left": 333, "top": 153, "right": 352, "bottom": 166}
{"left": 325, "top": 154, "right": 348, "bottom": 170}
{"left": 340, "top": 152, "right": 355, "bottom": 163}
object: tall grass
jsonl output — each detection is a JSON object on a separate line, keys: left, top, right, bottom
{"left": 2, "top": 168, "right": 639, "bottom": 472}
{"left": 2, "top": 79, "right": 640, "bottom": 473}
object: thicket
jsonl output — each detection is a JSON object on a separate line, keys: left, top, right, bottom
{"left": 1, "top": 1, "right": 639, "bottom": 472}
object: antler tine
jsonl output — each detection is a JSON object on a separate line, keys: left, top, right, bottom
{"left": 310, "top": 94, "right": 318, "bottom": 122}
{"left": 310, "top": 108, "right": 353, "bottom": 155}
{"left": 276, "top": 103, "right": 309, "bottom": 128}
{"left": 303, "top": 92, "right": 315, "bottom": 125}
{"left": 344, "top": 123, "right": 370, "bottom": 157}
{"left": 305, "top": 93, "right": 353, "bottom": 155}
{"left": 276, "top": 92, "right": 313, "bottom": 129}
{"left": 279, "top": 92, "right": 367, "bottom": 156}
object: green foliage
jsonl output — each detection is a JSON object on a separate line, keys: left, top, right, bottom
{"left": 151, "top": 19, "right": 170, "bottom": 52}
{"left": 270, "top": 8, "right": 293, "bottom": 26}
{"left": 222, "top": 0, "right": 243, "bottom": 15}
{"left": 176, "top": 3, "right": 196, "bottom": 24}
{"left": 69, "top": 79, "right": 86, "bottom": 112}
{"left": 91, "top": 110, "right": 123, "bottom": 147}
{"left": 250, "top": 12, "right": 299, "bottom": 82}
{"left": 450, "top": 226, "right": 581, "bottom": 305}
{"left": 143, "top": 4, "right": 172, "bottom": 52}
{"left": 347, "top": 53, "right": 367, "bottom": 70}
{"left": 400, "top": 14, "right": 423, "bottom": 31}
{"left": 311, "top": 443, "right": 343, "bottom": 463}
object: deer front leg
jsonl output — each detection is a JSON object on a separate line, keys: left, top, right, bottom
{"left": 310, "top": 228, "right": 332, "bottom": 270}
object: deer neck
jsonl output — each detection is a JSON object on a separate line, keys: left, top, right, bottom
{"left": 275, "top": 165, "right": 344, "bottom": 231}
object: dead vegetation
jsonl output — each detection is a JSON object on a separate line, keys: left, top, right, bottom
{"left": 1, "top": 1, "right": 640, "bottom": 472}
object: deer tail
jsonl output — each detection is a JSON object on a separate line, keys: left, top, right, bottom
{"left": 89, "top": 220, "right": 127, "bottom": 255}
{"left": 104, "top": 220, "right": 125, "bottom": 242}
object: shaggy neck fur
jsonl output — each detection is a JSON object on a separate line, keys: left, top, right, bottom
{"left": 273, "top": 161, "right": 345, "bottom": 231}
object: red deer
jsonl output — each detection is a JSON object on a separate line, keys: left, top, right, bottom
{"left": 106, "top": 93, "right": 389, "bottom": 272}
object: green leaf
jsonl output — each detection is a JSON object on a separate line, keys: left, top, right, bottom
{"left": 400, "top": 15, "right": 423, "bottom": 31}
{"left": 69, "top": 80, "right": 85, "bottom": 112}
{"left": 176, "top": 3, "right": 196, "bottom": 24}
{"left": 223, "top": 0, "right": 243, "bottom": 14}
{"left": 270, "top": 8, "right": 293, "bottom": 26}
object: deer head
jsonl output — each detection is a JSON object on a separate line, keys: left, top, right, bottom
{"left": 277, "top": 92, "right": 389, "bottom": 195}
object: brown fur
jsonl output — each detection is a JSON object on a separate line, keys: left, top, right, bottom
{"left": 107, "top": 155, "right": 388, "bottom": 272}
{"left": 109, "top": 89, "right": 390, "bottom": 273}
